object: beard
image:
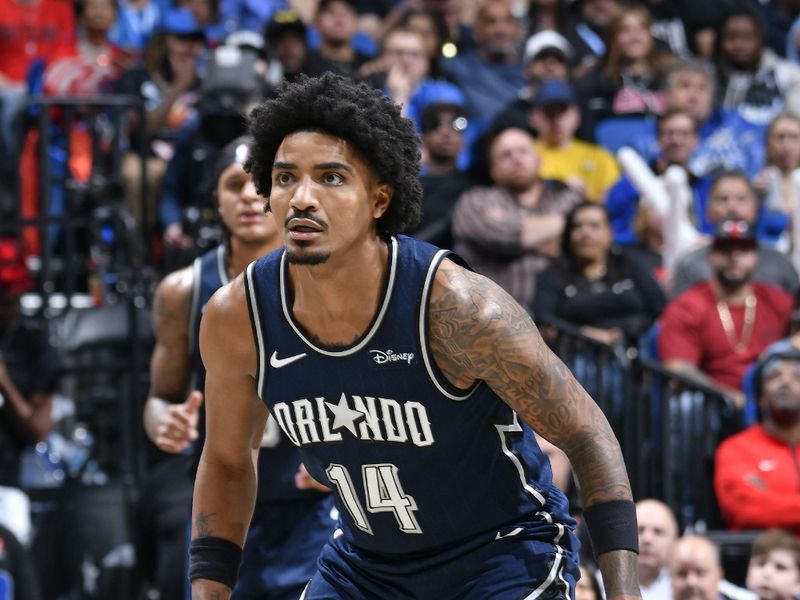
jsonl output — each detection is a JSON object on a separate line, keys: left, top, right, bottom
{"left": 286, "top": 248, "right": 330, "bottom": 265}
{"left": 716, "top": 268, "right": 752, "bottom": 287}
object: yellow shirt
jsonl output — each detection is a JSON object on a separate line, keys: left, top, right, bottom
{"left": 534, "top": 139, "right": 620, "bottom": 202}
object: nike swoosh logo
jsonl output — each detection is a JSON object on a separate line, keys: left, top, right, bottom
{"left": 270, "top": 351, "right": 307, "bottom": 368}
{"left": 495, "top": 527, "right": 523, "bottom": 540}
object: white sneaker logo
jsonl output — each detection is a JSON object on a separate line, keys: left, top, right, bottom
{"left": 270, "top": 351, "right": 307, "bottom": 368}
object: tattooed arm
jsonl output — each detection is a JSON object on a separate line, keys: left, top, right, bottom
{"left": 143, "top": 266, "right": 205, "bottom": 452}
{"left": 428, "top": 259, "right": 640, "bottom": 599}
{"left": 192, "top": 274, "right": 269, "bottom": 599}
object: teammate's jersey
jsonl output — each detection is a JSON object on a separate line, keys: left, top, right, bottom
{"left": 188, "top": 245, "right": 324, "bottom": 503}
{"left": 244, "top": 235, "right": 574, "bottom": 555}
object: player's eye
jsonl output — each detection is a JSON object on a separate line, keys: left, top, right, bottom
{"left": 275, "top": 172, "right": 294, "bottom": 185}
{"left": 322, "top": 172, "right": 343, "bottom": 185}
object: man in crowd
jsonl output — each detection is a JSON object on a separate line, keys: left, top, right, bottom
{"left": 452, "top": 125, "right": 581, "bottom": 306}
{"left": 305, "top": 0, "right": 371, "bottom": 79}
{"left": 659, "top": 219, "right": 794, "bottom": 408}
{"left": 440, "top": 0, "right": 526, "bottom": 129}
{"left": 531, "top": 79, "right": 621, "bottom": 202}
{"left": 405, "top": 100, "right": 473, "bottom": 249}
{"left": 714, "top": 353, "right": 800, "bottom": 535}
{"left": 670, "top": 171, "right": 799, "bottom": 298}
{"left": 637, "top": 499, "right": 680, "bottom": 600}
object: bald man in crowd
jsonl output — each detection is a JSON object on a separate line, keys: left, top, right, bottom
{"left": 670, "top": 536, "right": 724, "bottom": 600}
{"left": 638, "top": 499, "right": 680, "bottom": 600}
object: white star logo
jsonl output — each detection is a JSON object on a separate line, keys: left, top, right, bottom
{"left": 325, "top": 393, "right": 364, "bottom": 436}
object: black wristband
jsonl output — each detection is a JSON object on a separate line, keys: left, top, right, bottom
{"left": 582, "top": 499, "right": 639, "bottom": 556}
{"left": 188, "top": 536, "right": 243, "bottom": 588}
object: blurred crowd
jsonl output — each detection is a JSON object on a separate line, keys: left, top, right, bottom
{"left": 2, "top": 0, "right": 800, "bottom": 597}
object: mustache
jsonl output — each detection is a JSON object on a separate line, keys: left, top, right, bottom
{"left": 284, "top": 211, "right": 328, "bottom": 230}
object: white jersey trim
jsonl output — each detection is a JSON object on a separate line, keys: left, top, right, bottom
{"left": 216, "top": 245, "right": 230, "bottom": 285}
{"left": 278, "top": 236, "right": 398, "bottom": 357}
{"left": 187, "top": 255, "right": 203, "bottom": 358}
{"left": 522, "top": 546, "right": 568, "bottom": 600}
{"left": 418, "top": 249, "right": 476, "bottom": 401}
{"left": 495, "top": 413, "right": 547, "bottom": 506}
{"left": 245, "top": 262, "right": 267, "bottom": 397}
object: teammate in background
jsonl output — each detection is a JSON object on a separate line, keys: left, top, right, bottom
{"left": 142, "top": 136, "right": 335, "bottom": 599}
{"left": 192, "top": 74, "right": 641, "bottom": 599}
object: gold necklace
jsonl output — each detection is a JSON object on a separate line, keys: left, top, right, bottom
{"left": 716, "top": 294, "right": 757, "bottom": 352}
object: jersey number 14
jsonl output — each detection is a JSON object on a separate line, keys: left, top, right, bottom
{"left": 326, "top": 463, "right": 423, "bottom": 534}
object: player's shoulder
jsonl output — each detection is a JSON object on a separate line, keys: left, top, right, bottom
{"left": 431, "top": 258, "right": 528, "bottom": 321}
{"left": 203, "top": 271, "right": 249, "bottom": 323}
{"left": 153, "top": 264, "right": 195, "bottom": 314}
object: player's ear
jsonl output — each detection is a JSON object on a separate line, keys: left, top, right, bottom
{"left": 372, "top": 184, "right": 393, "bottom": 220}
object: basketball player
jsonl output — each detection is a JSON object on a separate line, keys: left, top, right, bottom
{"left": 143, "top": 136, "right": 335, "bottom": 600}
{"left": 191, "top": 75, "right": 641, "bottom": 599}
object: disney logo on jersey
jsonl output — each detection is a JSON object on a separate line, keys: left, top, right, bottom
{"left": 271, "top": 393, "right": 434, "bottom": 448}
{"left": 369, "top": 349, "right": 415, "bottom": 365}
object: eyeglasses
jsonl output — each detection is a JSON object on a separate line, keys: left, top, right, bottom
{"left": 424, "top": 116, "right": 468, "bottom": 133}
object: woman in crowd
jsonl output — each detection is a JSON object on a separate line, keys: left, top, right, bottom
{"left": 755, "top": 113, "right": 800, "bottom": 252}
{"left": 576, "top": 4, "right": 675, "bottom": 133}
{"left": 533, "top": 201, "right": 666, "bottom": 346}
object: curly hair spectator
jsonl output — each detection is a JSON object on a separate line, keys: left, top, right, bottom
{"left": 714, "top": 7, "right": 800, "bottom": 126}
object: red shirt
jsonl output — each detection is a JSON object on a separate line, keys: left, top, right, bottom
{"left": 0, "top": 0, "right": 76, "bottom": 83}
{"left": 658, "top": 281, "right": 793, "bottom": 390}
{"left": 714, "top": 424, "right": 800, "bottom": 535}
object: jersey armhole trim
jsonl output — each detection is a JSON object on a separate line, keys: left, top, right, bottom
{"left": 244, "top": 261, "right": 267, "bottom": 400}
{"left": 187, "top": 256, "right": 203, "bottom": 355}
{"left": 419, "top": 250, "right": 480, "bottom": 402}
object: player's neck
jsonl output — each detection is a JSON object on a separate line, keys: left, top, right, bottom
{"left": 288, "top": 236, "right": 389, "bottom": 342}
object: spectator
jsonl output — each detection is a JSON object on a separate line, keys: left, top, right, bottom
{"left": 714, "top": 353, "right": 800, "bottom": 535}
{"left": 439, "top": 0, "right": 526, "bottom": 129}
{"left": 493, "top": 29, "right": 573, "bottom": 132}
{"left": 108, "top": 0, "right": 166, "bottom": 55}
{"left": 669, "top": 536, "right": 738, "bottom": 600}
{"left": 114, "top": 7, "right": 206, "bottom": 235}
{"left": 43, "top": 0, "right": 126, "bottom": 97}
{"left": 641, "top": 0, "right": 716, "bottom": 59}
{"left": 659, "top": 219, "right": 794, "bottom": 408}
{"left": 635, "top": 60, "right": 766, "bottom": 179}
{"left": 185, "top": 0, "right": 227, "bottom": 47}
{"left": 671, "top": 171, "right": 799, "bottom": 298}
{"left": 637, "top": 498, "right": 680, "bottom": 600}
{"left": 263, "top": 9, "right": 310, "bottom": 84}
{"left": 406, "top": 101, "right": 473, "bottom": 249}
{"left": 0, "top": 244, "right": 59, "bottom": 550}
{"left": 360, "top": 25, "right": 463, "bottom": 134}
{"left": 533, "top": 201, "right": 666, "bottom": 346}
{"left": 452, "top": 126, "right": 580, "bottom": 306}
{"left": 305, "top": 0, "right": 371, "bottom": 79}
{"left": 575, "top": 5, "right": 675, "bottom": 132}
{"left": 754, "top": 113, "right": 800, "bottom": 255}
{"left": 526, "top": 0, "right": 571, "bottom": 38}
{"left": 531, "top": 79, "right": 621, "bottom": 202}
{"left": 715, "top": 7, "right": 800, "bottom": 127}
{"left": 563, "top": 0, "right": 621, "bottom": 77}
{"left": 396, "top": 6, "right": 448, "bottom": 78}
{"left": 607, "top": 108, "right": 712, "bottom": 252}
{"left": 217, "top": 0, "right": 285, "bottom": 35}
{"left": 0, "top": 0, "right": 76, "bottom": 211}
{"left": 746, "top": 529, "right": 800, "bottom": 600}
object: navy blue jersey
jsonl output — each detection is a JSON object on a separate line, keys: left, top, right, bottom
{"left": 188, "top": 246, "right": 324, "bottom": 503}
{"left": 244, "top": 235, "right": 574, "bottom": 556}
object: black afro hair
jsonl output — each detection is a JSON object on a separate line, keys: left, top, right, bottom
{"left": 245, "top": 73, "right": 423, "bottom": 234}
